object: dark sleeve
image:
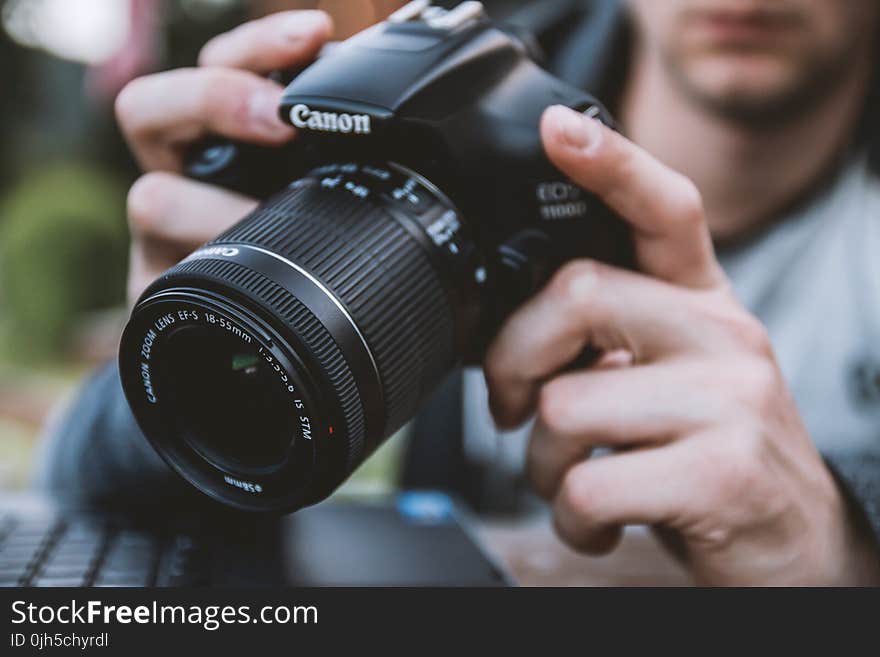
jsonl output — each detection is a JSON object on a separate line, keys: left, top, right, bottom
{"left": 35, "top": 362, "right": 210, "bottom": 512}
{"left": 824, "top": 449, "right": 880, "bottom": 547}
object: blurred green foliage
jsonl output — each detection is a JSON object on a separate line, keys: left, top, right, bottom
{"left": 0, "top": 163, "right": 128, "bottom": 359}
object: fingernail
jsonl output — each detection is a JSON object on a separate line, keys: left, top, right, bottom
{"left": 553, "top": 105, "right": 603, "bottom": 152}
{"left": 249, "top": 87, "right": 292, "bottom": 138}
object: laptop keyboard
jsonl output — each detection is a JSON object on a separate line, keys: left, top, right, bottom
{"left": 0, "top": 509, "right": 213, "bottom": 587}
{"left": 0, "top": 494, "right": 512, "bottom": 587}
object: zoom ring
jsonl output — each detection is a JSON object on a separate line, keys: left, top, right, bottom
{"left": 211, "top": 172, "right": 458, "bottom": 439}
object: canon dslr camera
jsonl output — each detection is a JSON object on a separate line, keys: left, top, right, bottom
{"left": 119, "top": 1, "right": 631, "bottom": 512}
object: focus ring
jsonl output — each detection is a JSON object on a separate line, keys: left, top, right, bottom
{"left": 159, "top": 257, "right": 366, "bottom": 469}
{"left": 211, "top": 176, "right": 457, "bottom": 435}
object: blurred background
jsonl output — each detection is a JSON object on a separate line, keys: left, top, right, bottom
{"left": 0, "top": 0, "right": 504, "bottom": 493}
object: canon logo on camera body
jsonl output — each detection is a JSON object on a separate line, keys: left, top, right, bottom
{"left": 289, "top": 103, "right": 373, "bottom": 135}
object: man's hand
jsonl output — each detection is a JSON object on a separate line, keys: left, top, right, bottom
{"left": 484, "top": 105, "right": 880, "bottom": 585}
{"left": 115, "top": 10, "right": 333, "bottom": 305}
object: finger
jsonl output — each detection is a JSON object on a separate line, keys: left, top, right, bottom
{"left": 128, "top": 239, "right": 174, "bottom": 307}
{"left": 552, "top": 442, "right": 702, "bottom": 554}
{"left": 541, "top": 105, "right": 726, "bottom": 289}
{"left": 127, "top": 172, "right": 257, "bottom": 250}
{"left": 198, "top": 10, "right": 333, "bottom": 73}
{"left": 485, "top": 260, "right": 707, "bottom": 428}
{"left": 115, "top": 68, "right": 294, "bottom": 171}
{"left": 526, "top": 364, "right": 720, "bottom": 499}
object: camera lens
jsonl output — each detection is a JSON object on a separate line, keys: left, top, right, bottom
{"left": 157, "top": 326, "right": 297, "bottom": 475}
{"left": 119, "top": 163, "right": 482, "bottom": 512}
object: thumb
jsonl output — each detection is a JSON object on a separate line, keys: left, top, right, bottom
{"left": 541, "top": 105, "right": 725, "bottom": 290}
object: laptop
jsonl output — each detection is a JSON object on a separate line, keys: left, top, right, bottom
{"left": 0, "top": 491, "right": 512, "bottom": 587}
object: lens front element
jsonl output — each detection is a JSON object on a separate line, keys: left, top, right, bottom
{"left": 158, "top": 325, "right": 297, "bottom": 476}
{"left": 119, "top": 293, "right": 322, "bottom": 511}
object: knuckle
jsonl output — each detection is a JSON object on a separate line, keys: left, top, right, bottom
{"left": 197, "top": 21, "right": 249, "bottom": 66}
{"left": 729, "top": 431, "right": 766, "bottom": 475}
{"left": 196, "top": 37, "right": 224, "bottom": 67}
{"left": 707, "top": 433, "right": 767, "bottom": 506}
{"left": 198, "top": 10, "right": 331, "bottom": 68}
{"left": 179, "top": 69, "right": 224, "bottom": 118}
{"left": 191, "top": 71, "right": 228, "bottom": 118}
{"left": 114, "top": 77, "right": 148, "bottom": 131}
{"left": 216, "top": 75, "right": 260, "bottom": 128}
{"left": 698, "top": 297, "right": 774, "bottom": 357}
{"left": 127, "top": 172, "right": 174, "bottom": 235}
{"left": 551, "top": 512, "right": 586, "bottom": 553}
{"left": 733, "top": 314, "right": 774, "bottom": 358}
{"left": 547, "top": 259, "right": 601, "bottom": 311}
{"left": 198, "top": 19, "right": 257, "bottom": 66}
{"left": 558, "top": 469, "right": 599, "bottom": 524}
{"left": 603, "top": 149, "right": 639, "bottom": 199}
{"left": 737, "top": 359, "right": 781, "bottom": 411}
{"left": 670, "top": 176, "right": 705, "bottom": 226}
{"left": 483, "top": 343, "right": 514, "bottom": 387}
{"left": 536, "top": 380, "right": 573, "bottom": 436}
{"left": 260, "top": 10, "right": 333, "bottom": 47}
{"left": 552, "top": 475, "right": 605, "bottom": 553}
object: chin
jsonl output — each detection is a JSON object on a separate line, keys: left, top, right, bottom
{"left": 676, "top": 52, "right": 810, "bottom": 121}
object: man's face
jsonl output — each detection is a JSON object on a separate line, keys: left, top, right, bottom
{"left": 625, "top": 0, "right": 879, "bottom": 124}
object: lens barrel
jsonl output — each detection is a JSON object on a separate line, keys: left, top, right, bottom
{"left": 119, "top": 163, "right": 481, "bottom": 512}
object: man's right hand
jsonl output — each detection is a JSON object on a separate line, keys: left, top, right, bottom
{"left": 115, "top": 10, "right": 333, "bottom": 306}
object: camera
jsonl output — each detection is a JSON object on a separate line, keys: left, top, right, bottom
{"left": 118, "top": 1, "right": 632, "bottom": 512}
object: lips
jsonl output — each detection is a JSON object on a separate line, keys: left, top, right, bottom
{"left": 685, "top": 4, "right": 803, "bottom": 45}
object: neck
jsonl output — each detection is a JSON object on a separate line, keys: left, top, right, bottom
{"left": 620, "top": 47, "right": 872, "bottom": 242}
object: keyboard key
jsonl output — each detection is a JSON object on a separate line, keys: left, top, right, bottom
{"left": 0, "top": 544, "right": 44, "bottom": 566}
{"left": 31, "top": 576, "right": 86, "bottom": 587}
{"left": 39, "top": 563, "right": 91, "bottom": 580}
{"left": 113, "top": 529, "right": 158, "bottom": 544}
{"left": 0, "top": 568, "right": 24, "bottom": 586}
{"left": 54, "top": 538, "right": 103, "bottom": 552}
{"left": 93, "top": 572, "right": 151, "bottom": 587}
{"left": 41, "top": 553, "right": 95, "bottom": 568}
